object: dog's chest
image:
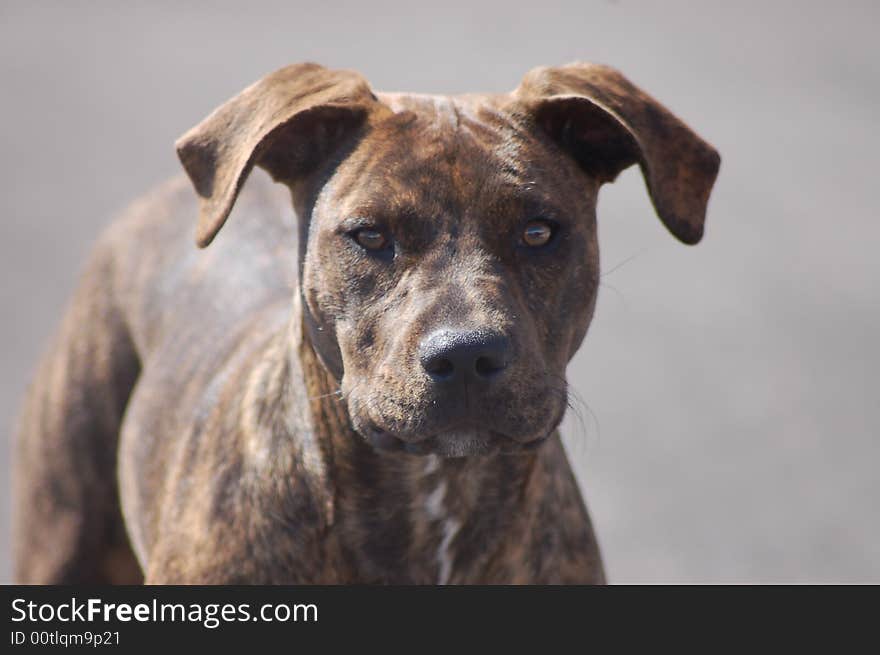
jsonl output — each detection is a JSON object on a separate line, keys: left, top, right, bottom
{"left": 328, "top": 455, "right": 473, "bottom": 585}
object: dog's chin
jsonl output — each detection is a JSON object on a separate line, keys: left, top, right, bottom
{"left": 361, "top": 425, "right": 551, "bottom": 458}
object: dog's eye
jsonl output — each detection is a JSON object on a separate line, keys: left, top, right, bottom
{"left": 352, "top": 228, "right": 390, "bottom": 252}
{"left": 522, "top": 220, "right": 555, "bottom": 248}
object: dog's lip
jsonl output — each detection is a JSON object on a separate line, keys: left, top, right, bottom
{"left": 366, "top": 430, "right": 407, "bottom": 452}
{"left": 362, "top": 422, "right": 550, "bottom": 456}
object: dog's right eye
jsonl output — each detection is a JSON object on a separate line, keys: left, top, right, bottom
{"left": 351, "top": 227, "right": 390, "bottom": 252}
{"left": 521, "top": 219, "right": 556, "bottom": 248}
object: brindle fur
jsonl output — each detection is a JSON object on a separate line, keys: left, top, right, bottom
{"left": 13, "top": 63, "right": 719, "bottom": 584}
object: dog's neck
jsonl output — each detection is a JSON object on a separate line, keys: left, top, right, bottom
{"left": 255, "top": 298, "right": 542, "bottom": 583}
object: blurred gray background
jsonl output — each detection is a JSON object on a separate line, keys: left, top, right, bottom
{"left": 2, "top": 0, "right": 877, "bottom": 583}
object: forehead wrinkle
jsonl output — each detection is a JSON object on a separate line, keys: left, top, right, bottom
{"left": 327, "top": 118, "right": 455, "bottom": 221}
{"left": 463, "top": 103, "right": 582, "bottom": 191}
{"left": 431, "top": 96, "right": 461, "bottom": 132}
{"left": 449, "top": 107, "right": 559, "bottom": 200}
{"left": 323, "top": 96, "right": 586, "bottom": 238}
{"left": 482, "top": 130, "right": 593, "bottom": 219}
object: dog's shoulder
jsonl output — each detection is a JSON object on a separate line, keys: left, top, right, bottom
{"left": 92, "top": 170, "right": 295, "bottom": 354}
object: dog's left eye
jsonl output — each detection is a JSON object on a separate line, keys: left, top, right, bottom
{"left": 522, "top": 219, "right": 555, "bottom": 248}
{"left": 352, "top": 227, "right": 390, "bottom": 252}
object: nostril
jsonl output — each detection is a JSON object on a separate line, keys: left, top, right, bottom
{"left": 475, "top": 355, "right": 506, "bottom": 378}
{"left": 420, "top": 328, "right": 510, "bottom": 384}
{"left": 424, "top": 356, "right": 455, "bottom": 380}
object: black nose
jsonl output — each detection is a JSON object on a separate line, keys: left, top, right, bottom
{"left": 419, "top": 329, "right": 510, "bottom": 383}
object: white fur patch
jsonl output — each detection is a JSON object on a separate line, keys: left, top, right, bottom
{"left": 423, "top": 455, "right": 441, "bottom": 475}
{"left": 423, "top": 474, "right": 462, "bottom": 585}
{"left": 437, "top": 517, "right": 462, "bottom": 585}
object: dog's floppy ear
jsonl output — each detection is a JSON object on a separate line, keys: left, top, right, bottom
{"left": 176, "top": 63, "right": 385, "bottom": 247}
{"left": 514, "top": 63, "right": 720, "bottom": 244}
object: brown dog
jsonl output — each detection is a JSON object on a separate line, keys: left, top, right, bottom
{"left": 13, "top": 63, "right": 719, "bottom": 584}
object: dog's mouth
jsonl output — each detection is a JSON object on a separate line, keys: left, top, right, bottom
{"left": 361, "top": 423, "right": 551, "bottom": 458}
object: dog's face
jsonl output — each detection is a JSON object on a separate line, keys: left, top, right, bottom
{"left": 302, "top": 98, "right": 600, "bottom": 455}
{"left": 176, "top": 63, "right": 720, "bottom": 457}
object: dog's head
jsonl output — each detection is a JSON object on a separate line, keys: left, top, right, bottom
{"left": 176, "top": 63, "right": 719, "bottom": 457}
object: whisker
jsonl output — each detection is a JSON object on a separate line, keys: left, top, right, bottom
{"left": 599, "top": 281, "right": 630, "bottom": 313}
{"left": 545, "top": 373, "right": 600, "bottom": 457}
{"left": 306, "top": 388, "right": 346, "bottom": 402}
{"left": 600, "top": 246, "right": 651, "bottom": 278}
{"left": 566, "top": 383, "right": 601, "bottom": 449}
